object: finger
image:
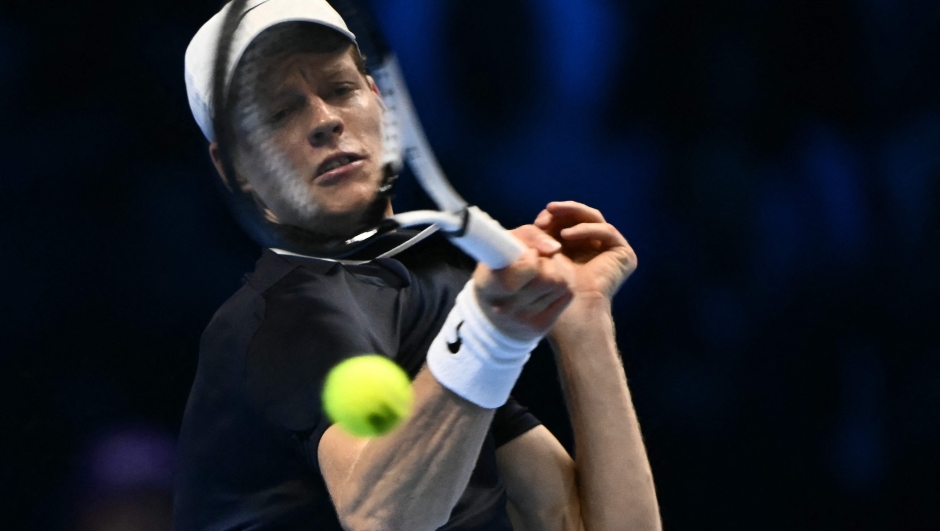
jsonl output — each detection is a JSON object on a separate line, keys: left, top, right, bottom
{"left": 510, "top": 224, "right": 562, "bottom": 256}
{"left": 535, "top": 291, "right": 574, "bottom": 327}
{"left": 534, "top": 209, "right": 552, "bottom": 229}
{"left": 546, "top": 201, "right": 605, "bottom": 224}
{"left": 486, "top": 288, "right": 573, "bottom": 339}
{"left": 499, "top": 288, "right": 568, "bottom": 324}
{"left": 559, "top": 222, "right": 629, "bottom": 248}
{"left": 492, "top": 282, "right": 572, "bottom": 334}
{"left": 533, "top": 252, "right": 573, "bottom": 296}
{"left": 533, "top": 209, "right": 569, "bottom": 243}
{"left": 474, "top": 253, "right": 569, "bottom": 337}
{"left": 474, "top": 247, "right": 540, "bottom": 300}
{"left": 522, "top": 289, "right": 575, "bottom": 334}
{"left": 499, "top": 255, "right": 570, "bottom": 312}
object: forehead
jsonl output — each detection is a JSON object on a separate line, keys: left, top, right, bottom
{"left": 236, "top": 22, "right": 358, "bottom": 79}
{"left": 231, "top": 21, "right": 357, "bottom": 85}
{"left": 264, "top": 48, "right": 358, "bottom": 85}
{"left": 237, "top": 48, "right": 361, "bottom": 104}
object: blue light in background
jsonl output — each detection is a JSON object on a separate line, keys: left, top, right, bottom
{"left": 530, "top": 0, "right": 629, "bottom": 109}
{"left": 479, "top": 117, "right": 660, "bottom": 240}
{"left": 750, "top": 170, "right": 807, "bottom": 296}
{"left": 799, "top": 124, "right": 869, "bottom": 263}
{"left": 694, "top": 284, "right": 750, "bottom": 354}
{"left": 880, "top": 114, "right": 940, "bottom": 252}
{"left": 369, "top": 0, "right": 464, "bottom": 156}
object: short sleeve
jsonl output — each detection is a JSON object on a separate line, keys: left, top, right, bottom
{"left": 245, "top": 264, "right": 405, "bottom": 434}
{"left": 491, "top": 396, "right": 541, "bottom": 448}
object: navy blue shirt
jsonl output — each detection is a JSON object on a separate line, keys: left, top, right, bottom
{"left": 173, "top": 234, "right": 540, "bottom": 530}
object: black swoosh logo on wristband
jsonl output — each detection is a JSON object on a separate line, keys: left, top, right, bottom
{"left": 447, "top": 321, "right": 464, "bottom": 354}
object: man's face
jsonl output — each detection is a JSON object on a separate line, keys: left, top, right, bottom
{"left": 229, "top": 45, "right": 387, "bottom": 238}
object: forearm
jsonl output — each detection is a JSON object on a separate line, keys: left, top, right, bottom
{"left": 324, "top": 228, "right": 573, "bottom": 531}
{"left": 329, "top": 366, "right": 493, "bottom": 531}
{"left": 550, "top": 295, "right": 661, "bottom": 531}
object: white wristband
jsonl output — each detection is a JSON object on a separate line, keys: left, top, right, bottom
{"left": 426, "top": 281, "right": 540, "bottom": 409}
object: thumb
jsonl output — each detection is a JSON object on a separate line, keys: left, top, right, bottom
{"left": 511, "top": 224, "right": 562, "bottom": 256}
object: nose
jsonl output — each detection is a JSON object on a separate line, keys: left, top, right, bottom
{"left": 307, "top": 97, "right": 344, "bottom": 147}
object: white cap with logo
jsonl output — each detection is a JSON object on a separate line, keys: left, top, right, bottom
{"left": 184, "top": 0, "right": 357, "bottom": 142}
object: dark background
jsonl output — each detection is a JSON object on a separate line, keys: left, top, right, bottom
{"left": 3, "top": 0, "right": 939, "bottom": 529}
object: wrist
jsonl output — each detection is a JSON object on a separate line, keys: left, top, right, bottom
{"left": 427, "top": 281, "right": 539, "bottom": 409}
{"left": 549, "top": 293, "right": 614, "bottom": 342}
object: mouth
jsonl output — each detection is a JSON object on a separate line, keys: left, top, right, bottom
{"left": 314, "top": 153, "right": 366, "bottom": 184}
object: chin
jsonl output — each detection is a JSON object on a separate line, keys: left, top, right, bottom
{"left": 283, "top": 195, "right": 389, "bottom": 244}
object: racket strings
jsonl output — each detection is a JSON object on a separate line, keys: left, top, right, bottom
{"left": 209, "top": 0, "right": 504, "bottom": 262}
{"left": 213, "top": 11, "right": 400, "bottom": 255}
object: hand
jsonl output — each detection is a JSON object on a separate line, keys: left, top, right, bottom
{"left": 534, "top": 201, "right": 637, "bottom": 301}
{"left": 472, "top": 225, "right": 575, "bottom": 342}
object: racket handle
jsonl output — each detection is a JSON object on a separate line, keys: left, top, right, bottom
{"left": 451, "top": 206, "right": 526, "bottom": 270}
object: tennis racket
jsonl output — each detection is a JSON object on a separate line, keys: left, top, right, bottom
{"left": 210, "top": 0, "right": 525, "bottom": 269}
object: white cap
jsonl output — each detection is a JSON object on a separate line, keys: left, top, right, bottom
{"left": 184, "top": 0, "right": 357, "bottom": 142}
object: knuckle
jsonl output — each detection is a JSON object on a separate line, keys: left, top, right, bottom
{"left": 511, "top": 224, "right": 537, "bottom": 237}
{"left": 546, "top": 268, "right": 567, "bottom": 289}
{"left": 510, "top": 225, "right": 549, "bottom": 249}
{"left": 518, "top": 249, "right": 540, "bottom": 270}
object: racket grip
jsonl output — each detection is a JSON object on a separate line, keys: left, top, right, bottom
{"left": 451, "top": 206, "right": 526, "bottom": 270}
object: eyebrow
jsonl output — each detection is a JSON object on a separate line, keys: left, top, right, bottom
{"left": 300, "top": 63, "right": 357, "bottom": 84}
{"left": 260, "top": 56, "right": 359, "bottom": 100}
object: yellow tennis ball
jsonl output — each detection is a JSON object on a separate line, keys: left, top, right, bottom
{"left": 322, "top": 355, "right": 414, "bottom": 437}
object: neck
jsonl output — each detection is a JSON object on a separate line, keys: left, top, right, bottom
{"left": 271, "top": 195, "right": 394, "bottom": 257}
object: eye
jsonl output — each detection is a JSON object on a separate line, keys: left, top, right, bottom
{"left": 267, "top": 97, "right": 304, "bottom": 124}
{"left": 269, "top": 108, "right": 290, "bottom": 124}
{"left": 331, "top": 82, "right": 356, "bottom": 98}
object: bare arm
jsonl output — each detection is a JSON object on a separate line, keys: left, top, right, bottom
{"left": 318, "top": 226, "right": 572, "bottom": 531}
{"left": 496, "top": 426, "right": 582, "bottom": 531}
{"left": 496, "top": 305, "right": 659, "bottom": 531}
{"left": 498, "top": 201, "right": 660, "bottom": 531}
{"left": 551, "top": 294, "right": 660, "bottom": 531}
{"left": 319, "top": 367, "right": 493, "bottom": 531}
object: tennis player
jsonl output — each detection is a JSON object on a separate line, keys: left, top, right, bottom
{"left": 174, "top": 1, "right": 660, "bottom": 530}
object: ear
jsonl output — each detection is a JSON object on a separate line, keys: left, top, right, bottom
{"left": 366, "top": 76, "right": 388, "bottom": 117}
{"left": 366, "top": 75, "right": 382, "bottom": 98}
{"left": 209, "top": 141, "right": 236, "bottom": 192}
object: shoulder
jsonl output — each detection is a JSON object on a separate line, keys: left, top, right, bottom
{"left": 393, "top": 233, "right": 474, "bottom": 310}
{"left": 244, "top": 249, "right": 420, "bottom": 431}
{"left": 395, "top": 232, "right": 476, "bottom": 276}
{"left": 200, "top": 249, "right": 333, "bottom": 354}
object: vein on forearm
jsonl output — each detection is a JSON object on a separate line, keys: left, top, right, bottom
{"left": 338, "top": 368, "right": 494, "bottom": 530}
